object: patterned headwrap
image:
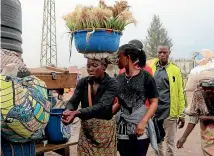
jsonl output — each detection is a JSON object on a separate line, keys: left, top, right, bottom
{"left": 0, "top": 48, "right": 30, "bottom": 77}
{"left": 195, "top": 49, "right": 213, "bottom": 65}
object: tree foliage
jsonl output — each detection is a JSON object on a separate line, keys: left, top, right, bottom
{"left": 144, "top": 15, "right": 173, "bottom": 58}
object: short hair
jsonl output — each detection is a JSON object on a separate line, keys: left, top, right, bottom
{"left": 128, "top": 39, "right": 143, "bottom": 50}
{"left": 158, "top": 44, "right": 171, "bottom": 52}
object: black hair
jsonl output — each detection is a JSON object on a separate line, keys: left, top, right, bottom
{"left": 158, "top": 44, "right": 171, "bottom": 52}
{"left": 128, "top": 39, "right": 143, "bottom": 50}
{"left": 118, "top": 44, "right": 147, "bottom": 68}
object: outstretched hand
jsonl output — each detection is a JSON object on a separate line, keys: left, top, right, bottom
{"left": 61, "top": 110, "right": 80, "bottom": 125}
{"left": 177, "top": 137, "right": 187, "bottom": 149}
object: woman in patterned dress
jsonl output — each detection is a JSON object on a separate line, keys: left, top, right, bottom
{"left": 177, "top": 49, "right": 214, "bottom": 156}
{"left": 177, "top": 74, "right": 214, "bottom": 156}
{"left": 62, "top": 54, "right": 119, "bottom": 156}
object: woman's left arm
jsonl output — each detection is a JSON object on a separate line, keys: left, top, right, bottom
{"left": 136, "top": 74, "right": 158, "bottom": 136}
{"left": 143, "top": 74, "right": 159, "bottom": 121}
{"left": 142, "top": 98, "right": 158, "bottom": 122}
{"left": 136, "top": 98, "right": 158, "bottom": 136}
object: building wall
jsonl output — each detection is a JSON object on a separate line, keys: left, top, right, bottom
{"left": 173, "top": 59, "right": 194, "bottom": 74}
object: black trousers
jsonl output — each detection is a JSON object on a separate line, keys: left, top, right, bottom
{"left": 118, "top": 138, "right": 150, "bottom": 156}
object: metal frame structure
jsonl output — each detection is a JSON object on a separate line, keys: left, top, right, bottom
{"left": 40, "top": 0, "right": 57, "bottom": 67}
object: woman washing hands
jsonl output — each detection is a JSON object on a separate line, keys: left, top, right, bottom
{"left": 61, "top": 110, "right": 80, "bottom": 124}
{"left": 114, "top": 44, "right": 159, "bottom": 156}
{"left": 62, "top": 55, "right": 119, "bottom": 156}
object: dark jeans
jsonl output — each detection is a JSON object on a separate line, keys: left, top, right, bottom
{"left": 1, "top": 139, "right": 35, "bottom": 156}
{"left": 118, "top": 138, "right": 150, "bottom": 156}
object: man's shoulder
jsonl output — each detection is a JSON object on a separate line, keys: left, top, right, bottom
{"left": 168, "top": 62, "right": 179, "bottom": 68}
{"left": 168, "top": 62, "right": 182, "bottom": 73}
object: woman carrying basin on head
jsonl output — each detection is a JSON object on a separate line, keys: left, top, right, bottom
{"left": 62, "top": 53, "right": 119, "bottom": 156}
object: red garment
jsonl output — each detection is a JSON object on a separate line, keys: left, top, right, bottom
{"left": 143, "top": 65, "right": 153, "bottom": 75}
{"left": 119, "top": 65, "right": 153, "bottom": 75}
{"left": 119, "top": 68, "right": 126, "bottom": 74}
{"left": 118, "top": 65, "right": 153, "bottom": 108}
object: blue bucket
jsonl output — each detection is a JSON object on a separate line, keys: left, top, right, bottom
{"left": 73, "top": 29, "right": 122, "bottom": 53}
{"left": 2, "top": 138, "right": 35, "bottom": 156}
{"left": 45, "top": 108, "right": 71, "bottom": 144}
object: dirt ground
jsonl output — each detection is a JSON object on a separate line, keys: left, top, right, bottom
{"left": 147, "top": 121, "right": 203, "bottom": 156}
{"left": 45, "top": 118, "right": 203, "bottom": 156}
{"left": 45, "top": 93, "right": 203, "bottom": 156}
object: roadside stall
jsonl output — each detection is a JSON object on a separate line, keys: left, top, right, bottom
{"left": 28, "top": 66, "right": 78, "bottom": 156}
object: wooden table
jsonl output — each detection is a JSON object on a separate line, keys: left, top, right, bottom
{"left": 36, "top": 138, "right": 78, "bottom": 156}
{"left": 29, "top": 66, "right": 78, "bottom": 89}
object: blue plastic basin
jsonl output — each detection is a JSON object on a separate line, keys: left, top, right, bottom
{"left": 73, "top": 29, "right": 122, "bottom": 53}
{"left": 45, "top": 108, "right": 71, "bottom": 144}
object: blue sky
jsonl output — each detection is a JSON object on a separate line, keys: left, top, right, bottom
{"left": 20, "top": 0, "right": 214, "bottom": 67}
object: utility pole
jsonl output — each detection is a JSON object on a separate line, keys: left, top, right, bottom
{"left": 40, "top": 0, "right": 57, "bottom": 67}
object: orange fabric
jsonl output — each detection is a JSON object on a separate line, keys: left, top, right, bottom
{"left": 143, "top": 65, "right": 153, "bottom": 75}
{"left": 119, "top": 64, "right": 153, "bottom": 75}
{"left": 119, "top": 68, "right": 126, "bottom": 74}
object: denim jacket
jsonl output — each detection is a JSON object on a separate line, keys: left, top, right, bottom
{"left": 116, "top": 105, "right": 159, "bottom": 155}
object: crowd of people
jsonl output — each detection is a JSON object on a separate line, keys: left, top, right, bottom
{"left": 61, "top": 39, "right": 214, "bottom": 156}
{"left": 1, "top": 40, "right": 213, "bottom": 156}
